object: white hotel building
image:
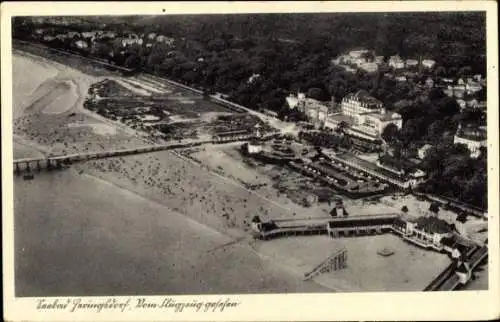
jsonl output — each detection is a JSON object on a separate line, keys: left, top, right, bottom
{"left": 338, "top": 91, "right": 403, "bottom": 141}
{"left": 287, "top": 90, "right": 403, "bottom": 141}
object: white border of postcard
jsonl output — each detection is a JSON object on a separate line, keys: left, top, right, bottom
{"left": 2, "top": 1, "right": 499, "bottom": 321}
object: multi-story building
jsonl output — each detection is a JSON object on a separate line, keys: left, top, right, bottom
{"left": 286, "top": 92, "right": 330, "bottom": 124}
{"left": 353, "top": 110, "right": 403, "bottom": 138}
{"left": 453, "top": 124, "right": 487, "bottom": 158}
{"left": 336, "top": 90, "right": 403, "bottom": 140}
{"left": 340, "top": 90, "right": 383, "bottom": 117}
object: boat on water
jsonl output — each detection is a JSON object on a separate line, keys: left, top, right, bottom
{"left": 23, "top": 173, "right": 35, "bottom": 180}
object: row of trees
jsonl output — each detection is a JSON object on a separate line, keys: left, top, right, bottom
{"left": 418, "top": 141, "right": 487, "bottom": 209}
{"left": 13, "top": 12, "right": 486, "bottom": 112}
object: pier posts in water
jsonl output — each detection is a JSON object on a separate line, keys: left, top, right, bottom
{"left": 36, "top": 160, "right": 41, "bottom": 172}
{"left": 15, "top": 162, "right": 20, "bottom": 175}
{"left": 25, "top": 161, "right": 31, "bottom": 172}
{"left": 47, "top": 159, "right": 53, "bottom": 170}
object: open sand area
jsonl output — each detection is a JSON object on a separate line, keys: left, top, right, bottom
{"left": 22, "top": 79, "right": 79, "bottom": 115}
{"left": 255, "top": 234, "right": 452, "bottom": 292}
{"left": 79, "top": 149, "right": 295, "bottom": 238}
{"left": 13, "top": 52, "right": 151, "bottom": 156}
{"left": 12, "top": 54, "right": 59, "bottom": 118}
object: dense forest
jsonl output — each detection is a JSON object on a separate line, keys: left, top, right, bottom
{"left": 12, "top": 12, "right": 488, "bottom": 208}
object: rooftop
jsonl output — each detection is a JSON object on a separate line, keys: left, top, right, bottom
{"left": 364, "top": 111, "right": 402, "bottom": 122}
{"left": 413, "top": 216, "right": 454, "bottom": 235}
{"left": 419, "top": 144, "right": 433, "bottom": 151}
{"left": 326, "top": 113, "right": 356, "bottom": 126}
{"left": 456, "top": 125, "right": 487, "bottom": 141}
{"left": 343, "top": 90, "right": 383, "bottom": 107}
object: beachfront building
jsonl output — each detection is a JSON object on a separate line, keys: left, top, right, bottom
{"left": 352, "top": 109, "right": 403, "bottom": 138}
{"left": 338, "top": 90, "right": 402, "bottom": 141}
{"left": 453, "top": 124, "right": 487, "bottom": 158}
{"left": 405, "top": 216, "right": 455, "bottom": 249}
{"left": 340, "top": 90, "right": 383, "bottom": 117}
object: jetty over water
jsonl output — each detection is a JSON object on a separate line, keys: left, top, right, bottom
{"left": 13, "top": 133, "right": 278, "bottom": 174}
{"left": 13, "top": 140, "right": 209, "bottom": 174}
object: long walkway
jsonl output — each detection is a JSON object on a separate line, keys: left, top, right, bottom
{"left": 14, "top": 139, "right": 210, "bottom": 165}
{"left": 14, "top": 133, "right": 278, "bottom": 172}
